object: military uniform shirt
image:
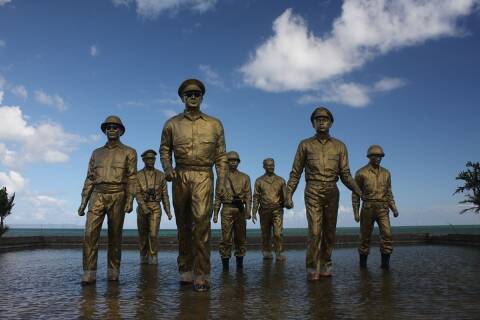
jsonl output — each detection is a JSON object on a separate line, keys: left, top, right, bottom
{"left": 214, "top": 170, "right": 252, "bottom": 213}
{"left": 352, "top": 164, "right": 397, "bottom": 211}
{"left": 160, "top": 111, "right": 227, "bottom": 179}
{"left": 82, "top": 141, "right": 137, "bottom": 197}
{"left": 287, "top": 135, "right": 359, "bottom": 194}
{"left": 135, "top": 168, "right": 170, "bottom": 208}
{"left": 253, "top": 174, "right": 287, "bottom": 211}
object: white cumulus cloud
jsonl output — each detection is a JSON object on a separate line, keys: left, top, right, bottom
{"left": 0, "top": 170, "right": 26, "bottom": 193}
{"left": 0, "top": 0, "right": 12, "bottom": 6}
{"left": 112, "top": 0, "right": 217, "bottom": 18}
{"left": 0, "top": 105, "right": 82, "bottom": 167}
{"left": 34, "top": 89, "right": 67, "bottom": 111}
{"left": 297, "top": 77, "right": 405, "bottom": 108}
{"left": 11, "top": 85, "right": 28, "bottom": 100}
{"left": 0, "top": 90, "right": 3, "bottom": 104}
{"left": 241, "top": 0, "right": 479, "bottom": 93}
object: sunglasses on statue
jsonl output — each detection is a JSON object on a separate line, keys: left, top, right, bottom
{"left": 183, "top": 91, "right": 202, "bottom": 98}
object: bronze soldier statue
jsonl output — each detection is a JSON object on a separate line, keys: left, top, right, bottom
{"left": 286, "top": 107, "right": 362, "bottom": 280}
{"left": 252, "top": 158, "right": 287, "bottom": 261}
{"left": 160, "top": 79, "right": 227, "bottom": 292}
{"left": 213, "top": 151, "right": 252, "bottom": 271}
{"left": 78, "top": 115, "right": 137, "bottom": 285}
{"left": 352, "top": 145, "right": 399, "bottom": 269}
{"left": 135, "top": 149, "right": 173, "bottom": 265}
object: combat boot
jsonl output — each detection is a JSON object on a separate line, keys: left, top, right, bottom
{"left": 381, "top": 254, "right": 390, "bottom": 270}
{"left": 222, "top": 258, "right": 229, "bottom": 271}
{"left": 236, "top": 256, "right": 243, "bottom": 269}
{"left": 359, "top": 254, "right": 368, "bottom": 268}
{"left": 262, "top": 251, "right": 273, "bottom": 260}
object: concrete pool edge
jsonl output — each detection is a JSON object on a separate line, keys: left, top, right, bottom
{"left": 1, "top": 233, "right": 479, "bottom": 252}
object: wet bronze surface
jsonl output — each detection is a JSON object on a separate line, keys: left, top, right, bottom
{"left": 1, "top": 246, "right": 479, "bottom": 319}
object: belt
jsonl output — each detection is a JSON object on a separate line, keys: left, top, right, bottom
{"left": 176, "top": 165, "right": 212, "bottom": 172}
{"left": 94, "top": 184, "right": 126, "bottom": 193}
{"left": 306, "top": 180, "right": 337, "bottom": 186}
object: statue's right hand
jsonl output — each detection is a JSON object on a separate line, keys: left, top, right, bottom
{"left": 285, "top": 198, "right": 294, "bottom": 209}
{"left": 78, "top": 205, "right": 86, "bottom": 217}
{"left": 165, "top": 168, "right": 176, "bottom": 182}
{"left": 252, "top": 214, "right": 257, "bottom": 224}
{"left": 213, "top": 212, "right": 219, "bottom": 223}
{"left": 354, "top": 211, "right": 360, "bottom": 223}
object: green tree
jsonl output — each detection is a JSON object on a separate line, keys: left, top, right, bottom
{"left": 0, "top": 187, "right": 15, "bottom": 237}
{"left": 454, "top": 161, "right": 480, "bottom": 214}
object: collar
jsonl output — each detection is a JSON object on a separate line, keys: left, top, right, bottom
{"left": 315, "top": 133, "right": 331, "bottom": 144}
{"left": 367, "top": 164, "right": 381, "bottom": 175}
{"left": 104, "top": 140, "right": 122, "bottom": 149}
{"left": 263, "top": 174, "right": 276, "bottom": 183}
{"left": 182, "top": 110, "right": 207, "bottom": 121}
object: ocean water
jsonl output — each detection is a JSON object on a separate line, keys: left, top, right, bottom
{"left": 0, "top": 246, "right": 479, "bottom": 319}
{"left": 2, "top": 225, "right": 480, "bottom": 237}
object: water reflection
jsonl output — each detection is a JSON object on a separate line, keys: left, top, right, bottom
{"left": 136, "top": 265, "right": 159, "bottom": 319}
{"left": 104, "top": 282, "right": 121, "bottom": 319}
{"left": 79, "top": 285, "right": 97, "bottom": 319}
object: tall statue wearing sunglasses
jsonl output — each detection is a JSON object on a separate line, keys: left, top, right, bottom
{"left": 160, "top": 79, "right": 228, "bottom": 292}
{"left": 78, "top": 115, "right": 138, "bottom": 285}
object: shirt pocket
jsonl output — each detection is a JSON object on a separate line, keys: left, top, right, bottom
{"left": 111, "top": 161, "right": 126, "bottom": 181}
{"left": 197, "top": 138, "right": 216, "bottom": 159}
{"left": 306, "top": 156, "right": 321, "bottom": 173}
{"left": 173, "top": 139, "right": 190, "bottom": 158}
{"left": 326, "top": 153, "right": 340, "bottom": 171}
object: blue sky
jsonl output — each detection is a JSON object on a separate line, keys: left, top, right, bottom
{"left": 0, "top": 0, "right": 480, "bottom": 229}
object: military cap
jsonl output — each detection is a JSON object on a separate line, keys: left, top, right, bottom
{"left": 310, "top": 107, "right": 334, "bottom": 123}
{"left": 141, "top": 149, "right": 157, "bottom": 158}
{"left": 367, "top": 145, "right": 385, "bottom": 157}
{"left": 178, "top": 79, "right": 206, "bottom": 97}
{"left": 101, "top": 115, "right": 125, "bottom": 136}
{"left": 227, "top": 151, "right": 240, "bottom": 161}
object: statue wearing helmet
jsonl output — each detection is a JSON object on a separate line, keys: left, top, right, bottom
{"left": 352, "top": 145, "right": 399, "bottom": 270}
{"left": 213, "top": 151, "right": 252, "bottom": 270}
{"left": 78, "top": 115, "right": 137, "bottom": 285}
{"left": 286, "top": 106, "right": 362, "bottom": 280}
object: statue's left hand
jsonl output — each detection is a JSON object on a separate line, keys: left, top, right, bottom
{"left": 393, "top": 210, "right": 399, "bottom": 218}
{"left": 166, "top": 210, "right": 173, "bottom": 220}
{"left": 124, "top": 201, "right": 133, "bottom": 213}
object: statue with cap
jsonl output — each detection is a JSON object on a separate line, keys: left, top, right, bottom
{"left": 352, "top": 145, "right": 399, "bottom": 270}
{"left": 78, "top": 115, "right": 137, "bottom": 285}
{"left": 135, "top": 149, "right": 173, "bottom": 265}
{"left": 213, "top": 150, "right": 252, "bottom": 271}
{"left": 160, "top": 79, "right": 228, "bottom": 292}
{"left": 286, "top": 107, "right": 362, "bottom": 281}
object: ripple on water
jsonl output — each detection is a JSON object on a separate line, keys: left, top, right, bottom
{"left": 0, "top": 245, "right": 479, "bottom": 319}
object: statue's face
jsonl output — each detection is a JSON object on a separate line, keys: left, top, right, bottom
{"left": 182, "top": 90, "right": 203, "bottom": 109}
{"left": 368, "top": 155, "right": 383, "bottom": 167}
{"left": 105, "top": 124, "right": 121, "bottom": 140}
{"left": 312, "top": 116, "right": 332, "bottom": 133}
{"left": 228, "top": 158, "right": 239, "bottom": 171}
{"left": 263, "top": 160, "right": 275, "bottom": 174}
{"left": 143, "top": 156, "right": 156, "bottom": 168}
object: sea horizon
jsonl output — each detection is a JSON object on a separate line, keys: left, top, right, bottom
{"left": 3, "top": 224, "right": 479, "bottom": 237}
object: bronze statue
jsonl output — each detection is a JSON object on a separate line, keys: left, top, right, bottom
{"left": 213, "top": 151, "right": 252, "bottom": 270}
{"left": 135, "top": 149, "right": 172, "bottom": 265}
{"left": 252, "top": 158, "right": 287, "bottom": 261}
{"left": 352, "top": 145, "right": 399, "bottom": 269}
{"left": 160, "top": 79, "right": 227, "bottom": 292}
{"left": 286, "top": 107, "right": 362, "bottom": 280}
{"left": 78, "top": 115, "right": 137, "bottom": 285}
